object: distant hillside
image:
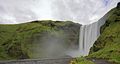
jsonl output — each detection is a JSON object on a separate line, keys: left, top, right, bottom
{"left": 0, "top": 21, "right": 81, "bottom": 60}
{"left": 89, "top": 3, "right": 120, "bottom": 63}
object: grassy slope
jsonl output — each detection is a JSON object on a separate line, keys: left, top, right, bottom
{"left": 0, "top": 20, "right": 80, "bottom": 60}
{"left": 73, "top": 6, "right": 120, "bottom": 64}
{"left": 89, "top": 7, "right": 120, "bottom": 63}
{"left": 70, "top": 57, "right": 95, "bottom": 64}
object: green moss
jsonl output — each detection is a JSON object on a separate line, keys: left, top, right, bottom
{"left": 71, "top": 57, "right": 95, "bottom": 64}
{"left": 0, "top": 22, "right": 52, "bottom": 60}
{"left": 89, "top": 7, "right": 120, "bottom": 63}
{"left": 0, "top": 20, "right": 80, "bottom": 60}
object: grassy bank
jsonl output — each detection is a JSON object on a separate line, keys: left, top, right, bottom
{"left": 0, "top": 21, "right": 80, "bottom": 60}
{"left": 89, "top": 5, "right": 120, "bottom": 63}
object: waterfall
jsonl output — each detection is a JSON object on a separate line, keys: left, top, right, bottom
{"left": 79, "top": 23, "right": 99, "bottom": 56}
{"left": 65, "top": 14, "right": 107, "bottom": 57}
{"left": 0, "top": 0, "right": 119, "bottom": 58}
{"left": 78, "top": 14, "right": 108, "bottom": 56}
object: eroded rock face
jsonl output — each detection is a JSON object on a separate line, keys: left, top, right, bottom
{"left": 0, "top": 20, "right": 81, "bottom": 60}
{"left": 30, "top": 21, "right": 81, "bottom": 58}
{"left": 117, "top": 2, "right": 120, "bottom": 8}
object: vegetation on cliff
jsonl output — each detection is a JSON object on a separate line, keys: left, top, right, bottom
{"left": 89, "top": 3, "right": 120, "bottom": 63}
{"left": 0, "top": 20, "right": 80, "bottom": 60}
{"left": 73, "top": 3, "right": 120, "bottom": 64}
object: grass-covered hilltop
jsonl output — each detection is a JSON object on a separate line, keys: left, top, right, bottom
{"left": 0, "top": 20, "right": 81, "bottom": 60}
{"left": 89, "top": 2, "right": 120, "bottom": 63}
{"left": 0, "top": 2, "right": 120, "bottom": 64}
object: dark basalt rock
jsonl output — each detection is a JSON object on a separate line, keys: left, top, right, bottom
{"left": 117, "top": 2, "right": 120, "bottom": 8}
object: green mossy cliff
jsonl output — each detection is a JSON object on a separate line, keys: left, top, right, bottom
{"left": 0, "top": 21, "right": 81, "bottom": 60}
{"left": 89, "top": 3, "right": 120, "bottom": 63}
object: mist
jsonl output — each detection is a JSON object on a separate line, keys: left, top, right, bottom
{"left": 30, "top": 31, "right": 75, "bottom": 59}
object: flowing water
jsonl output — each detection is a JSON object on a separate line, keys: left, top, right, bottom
{"left": 66, "top": 14, "right": 108, "bottom": 57}
{"left": 78, "top": 14, "right": 108, "bottom": 56}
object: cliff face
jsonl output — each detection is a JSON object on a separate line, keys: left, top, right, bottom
{"left": 89, "top": 4, "right": 120, "bottom": 63}
{"left": 0, "top": 21, "right": 81, "bottom": 60}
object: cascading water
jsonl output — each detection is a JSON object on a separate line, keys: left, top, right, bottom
{"left": 67, "top": 14, "right": 108, "bottom": 57}
{"left": 78, "top": 14, "right": 108, "bottom": 56}
{"left": 0, "top": 0, "right": 119, "bottom": 57}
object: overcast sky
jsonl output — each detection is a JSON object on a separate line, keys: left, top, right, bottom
{"left": 0, "top": 0, "right": 119, "bottom": 24}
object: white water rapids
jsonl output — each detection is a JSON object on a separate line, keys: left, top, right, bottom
{"left": 0, "top": 0, "right": 119, "bottom": 57}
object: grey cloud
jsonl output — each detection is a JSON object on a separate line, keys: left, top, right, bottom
{"left": 0, "top": 0, "right": 119, "bottom": 24}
